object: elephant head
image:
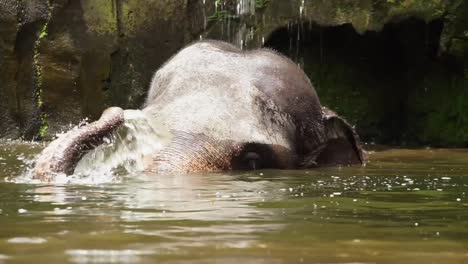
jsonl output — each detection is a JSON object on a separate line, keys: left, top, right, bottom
{"left": 32, "top": 40, "right": 365, "bottom": 181}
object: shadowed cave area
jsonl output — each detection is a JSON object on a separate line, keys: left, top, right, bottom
{"left": 264, "top": 18, "right": 466, "bottom": 146}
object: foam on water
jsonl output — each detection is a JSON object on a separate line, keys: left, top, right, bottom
{"left": 15, "top": 110, "right": 171, "bottom": 185}
{"left": 72, "top": 109, "right": 171, "bottom": 181}
{"left": 7, "top": 237, "right": 47, "bottom": 244}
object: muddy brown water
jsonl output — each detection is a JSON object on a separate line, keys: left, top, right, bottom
{"left": 0, "top": 140, "right": 468, "bottom": 263}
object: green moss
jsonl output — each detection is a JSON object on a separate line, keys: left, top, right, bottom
{"left": 411, "top": 73, "right": 468, "bottom": 146}
{"left": 33, "top": 0, "right": 53, "bottom": 139}
{"left": 119, "top": 0, "right": 180, "bottom": 36}
{"left": 385, "top": 0, "right": 446, "bottom": 19}
{"left": 449, "top": 39, "right": 468, "bottom": 57}
{"left": 81, "top": 1, "right": 118, "bottom": 35}
{"left": 255, "top": 0, "right": 270, "bottom": 10}
{"left": 39, "top": 113, "right": 49, "bottom": 138}
{"left": 306, "top": 62, "right": 373, "bottom": 126}
{"left": 208, "top": 10, "right": 237, "bottom": 22}
{"left": 38, "top": 25, "right": 48, "bottom": 39}
{"left": 309, "top": 55, "right": 468, "bottom": 146}
{"left": 208, "top": 0, "right": 239, "bottom": 23}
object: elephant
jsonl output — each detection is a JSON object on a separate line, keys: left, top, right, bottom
{"left": 33, "top": 40, "right": 365, "bottom": 181}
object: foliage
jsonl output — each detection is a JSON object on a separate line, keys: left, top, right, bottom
{"left": 33, "top": 1, "right": 53, "bottom": 139}
{"left": 255, "top": 0, "right": 270, "bottom": 10}
{"left": 208, "top": 10, "right": 237, "bottom": 22}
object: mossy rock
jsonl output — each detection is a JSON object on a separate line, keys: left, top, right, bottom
{"left": 408, "top": 70, "right": 468, "bottom": 146}
{"left": 0, "top": 0, "right": 467, "bottom": 146}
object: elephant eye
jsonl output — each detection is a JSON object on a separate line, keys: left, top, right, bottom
{"left": 231, "top": 143, "right": 278, "bottom": 171}
{"left": 243, "top": 151, "right": 261, "bottom": 170}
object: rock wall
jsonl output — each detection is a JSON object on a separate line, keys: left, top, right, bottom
{"left": 0, "top": 0, "right": 206, "bottom": 139}
{"left": 207, "top": 0, "right": 468, "bottom": 146}
{"left": 0, "top": 0, "right": 467, "bottom": 146}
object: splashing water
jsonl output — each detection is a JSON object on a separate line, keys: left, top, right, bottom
{"left": 72, "top": 109, "right": 171, "bottom": 182}
{"left": 16, "top": 110, "right": 171, "bottom": 185}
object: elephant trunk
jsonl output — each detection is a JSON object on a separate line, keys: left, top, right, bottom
{"left": 33, "top": 107, "right": 125, "bottom": 181}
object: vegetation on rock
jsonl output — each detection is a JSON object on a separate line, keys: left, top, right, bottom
{"left": 0, "top": 0, "right": 466, "bottom": 146}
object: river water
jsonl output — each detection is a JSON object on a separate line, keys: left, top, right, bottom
{"left": 0, "top": 140, "right": 468, "bottom": 263}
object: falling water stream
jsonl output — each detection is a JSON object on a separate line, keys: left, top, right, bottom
{"left": 203, "top": 0, "right": 308, "bottom": 62}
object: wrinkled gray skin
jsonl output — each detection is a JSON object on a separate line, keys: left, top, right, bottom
{"left": 33, "top": 40, "right": 365, "bottom": 181}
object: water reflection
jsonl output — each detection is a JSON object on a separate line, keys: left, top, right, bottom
{"left": 23, "top": 172, "right": 288, "bottom": 222}
{"left": 117, "top": 173, "right": 282, "bottom": 221}
{"left": 66, "top": 249, "right": 156, "bottom": 264}
{"left": 3, "top": 168, "right": 289, "bottom": 263}
{"left": 2, "top": 143, "right": 468, "bottom": 263}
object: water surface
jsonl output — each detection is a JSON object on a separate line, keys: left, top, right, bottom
{"left": 1, "top": 141, "right": 468, "bottom": 263}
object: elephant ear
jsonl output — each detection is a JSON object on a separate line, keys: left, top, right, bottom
{"left": 315, "top": 107, "right": 366, "bottom": 166}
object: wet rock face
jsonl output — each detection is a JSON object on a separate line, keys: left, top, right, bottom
{"left": 207, "top": 0, "right": 468, "bottom": 146}
{"left": 0, "top": 0, "right": 54, "bottom": 139}
{"left": 0, "top": 0, "right": 466, "bottom": 146}
{"left": 0, "top": 1, "right": 20, "bottom": 139}
{"left": 0, "top": 0, "right": 206, "bottom": 140}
